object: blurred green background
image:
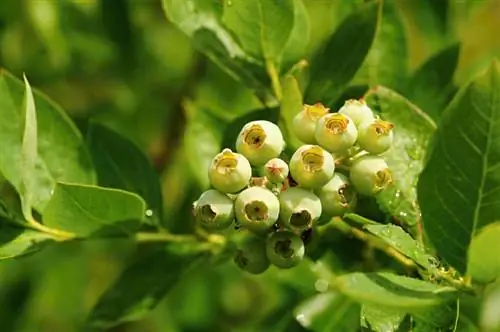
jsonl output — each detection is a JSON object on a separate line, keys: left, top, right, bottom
{"left": 0, "top": 0, "right": 499, "bottom": 331}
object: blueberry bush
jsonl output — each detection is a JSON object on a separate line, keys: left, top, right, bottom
{"left": 1, "top": 0, "right": 500, "bottom": 331}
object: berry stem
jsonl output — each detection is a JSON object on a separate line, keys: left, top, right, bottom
{"left": 266, "top": 60, "right": 282, "bottom": 101}
{"left": 135, "top": 231, "right": 197, "bottom": 243}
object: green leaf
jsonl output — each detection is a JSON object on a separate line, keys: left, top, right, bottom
{"left": 364, "top": 87, "right": 436, "bottom": 233}
{"left": 353, "top": 0, "right": 408, "bottom": 89}
{"left": 364, "top": 224, "right": 434, "bottom": 270}
{"left": 20, "top": 75, "right": 37, "bottom": 220}
{"left": 305, "top": 1, "right": 380, "bottom": 106}
{"left": 162, "top": 0, "right": 270, "bottom": 95}
{"left": 86, "top": 247, "right": 207, "bottom": 329}
{"left": 222, "top": 0, "right": 294, "bottom": 62}
{"left": 86, "top": 123, "right": 163, "bottom": 224}
{"left": 43, "top": 182, "right": 146, "bottom": 237}
{"left": 280, "top": 75, "right": 303, "bottom": 151}
{"left": 184, "top": 103, "right": 224, "bottom": 189}
{"left": 360, "top": 305, "right": 407, "bottom": 332}
{"left": 0, "top": 70, "right": 96, "bottom": 214}
{"left": 405, "top": 43, "right": 460, "bottom": 122}
{"left": 0, "top": 224, "right": 53, "bottom": 259}
{"left": 418, "top": 61, "right": 500, "bottom": 274}
{"left": 412, "top": 301, "right": 459, "bottom": 331}
{"left": 281, "top": 0, "right": 310, "bottom": 72}
{"left": 334, "top": 272, "right": 457, "bottom": 310}
{"left": 294, "top": 292, "right": 360, "bottom": 332}
{"left": 467, "top": 222, "right": 500, "bottom": 283}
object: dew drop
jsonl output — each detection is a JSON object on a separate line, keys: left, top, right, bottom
{"left": 314, "top": 279, "right": 329, "bottom": 293}
{"left": 398, "top": 211, "right": 408, "bottom": 218}
{"left": 296, "top": 314, "right": 310, "bottom": 327}
{"left": 145, "top": 209, "right": 153, "bottom": 217}
{"left": 227, "top": 0, "right": 233, "bottom": 6}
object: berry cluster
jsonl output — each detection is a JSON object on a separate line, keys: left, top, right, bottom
{"left": 192, "top": 99, "right": 395, "bottom": 274}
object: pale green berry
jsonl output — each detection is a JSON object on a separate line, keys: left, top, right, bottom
{"left": 208, "top": 149, "right": 252, "bottom": 194}
{"left": 235, "top": 120, "right": 285, "bottom": 166}
{"left": 315, "top": 173, "right": 357, "bottom": 217}
{"left": 292, "top": 103, "right": 330, "bottom": 144}
{"left": 266, "top": 231, "right": 305, "bottom": 269}
{"left": 315, "top": 113, "right": 358, "bottom": 154}
{"left": 338, "top": 99, "right": 375, "bottom": 126}
{"left": 193, "top": 190, "right": 234, "bottom": 230}
{"left": 357, "top": 119, "right": 394, "bottom": 155}
{"left": 279, "top": 187, "right": 322, "bottom": 231}
{"left": 264, "top": 158, "right": 289, "bottom": 184}
{"left": 289, "top": 145, "right": 335, "bottom": 189}
{"left": 234, "top": 186, "right": 280, "bottom": 234}
{"left": 234, "top": 235, "right": 270, "bottom": 274}
{"left": 349, "top": 156, "right": 392, "bottom": 196}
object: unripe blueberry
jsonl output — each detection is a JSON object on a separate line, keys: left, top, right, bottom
{"left": 279, "top": 187, "right": 322, "bottom": 231}
{"left": 289, "top": 145, "right": 335, "bottom": 189}
{"left": 338, "top": 99, "right": 375, "bottom": 126}
{"left": 234, "top": 186, "right": 280, "bottom": 234}
{"left": 193, "top": 190, "right": 234, "bottom": 230}
{"left": 292, "top": 103, "right": 330, "bottom": 144}
{"left": 234, "top": 235, "right": 270, "bottom": 274}
{"left": 236, "top": 120, "right": 285, "bottom": 166}
{"left": 208, "top": 149, "right": 252, "bottom": 194}
{"left": 315, "top": 173, "right": 357, "bottom": 217}
{"left": 357, "top": 119, "right": 394, "bottom": 155}
{"left": 349, "top": 156, "right": 392, "bottom": 196}
{"left": 315, "top": 113, "right": 358, "bottom": 154}
{"left": 266, "top": 231, "right": 305, "bottom": 269}
{"left": 264, "top": 158, "right": 289, "bottom": 184}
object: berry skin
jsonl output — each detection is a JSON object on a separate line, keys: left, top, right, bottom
{"left": 315, "top": 113, "right": 358, "bottom": 154}
{"left": 266, "top": 231, "right": 305, "bottom": 269}
{"left": 292, "top": 103, "right": 330, "bottom": 144}
{"left": 349, "top": 156, "right": 392, "bottom": 196}
{"left": 357, "top": 119, "right": 394, "bottom": 155}
{"left": 289, "top": 145, "right": 335, "bottom": 189}
{"left": 234, "top": 235, "right": 270, "bottom": 274}
{"left": 208, "top": 149, "right": 252, "bottom": 194}
{"left": 264, "top": 158, "right": 289, "bottom": 184}
{"left": 315, "top": 173, "right": 357, "bottom": 218}
{"left": 236, "top": 120, "right": 285, "bottom": 166}
{"left": 193, "top": 190, "right": 234, "bottom": 230}
{"left": 234, "top": 186, "right": 280, "bottom": 234}
{"left": 279, "top": 187, "right": 322, "bottom": 231}
{"left": 338, "top": 99, "right": 375, "bottom": 126}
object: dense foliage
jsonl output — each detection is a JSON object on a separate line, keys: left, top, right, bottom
{"left": 0, "top": 0, "right": 500, "bottom": 331}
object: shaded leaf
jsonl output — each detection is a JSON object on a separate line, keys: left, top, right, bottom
{"left": 0, "top": 70, "right": 96, "bottom": 213}
{"left": 334, "top": 272, "right": 457, "bottom": 310}
{"left": 0, "top": 224, "right": 53, "bottom": 259}
{"left": 86, "top": 123, "right": 163, "bottom": 224}
{"left": 405, "top": 43, "right": 460, "bottom": 122}
{"left": 305, "top": 1, "right": 380, "bottom": 106}
{"left": 364, "top": 87, "right": 436, "bottom": 232}
{"left": 86, "top": 247, "right": 207, "bottom": 329}
{"left": 43, "top": 182, "right": 146, "bottom": 237}
{"left": 467, "top": 222, "right": 500, "bottom": 283}
{"left": 360, "top": 305, "right": 407, "bottom": 332}
{"left": 412, "top": 301, "right": 459, "bottom": 331}
{"left": 294, "top": 292, "right": 360, "bottom": 332}
{"left": 281, "top": 0, "right": 310, "bottom": 72}
{"left": 418, "top": 61, "right": 500, "bottom": 274}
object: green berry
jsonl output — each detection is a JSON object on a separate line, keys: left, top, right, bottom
{"left": 289, "top": 145, "right": 335, "bottom": 189}
{"left": 208, "top": 149, "right": 252, "bottom": 194}
{"left": 234, "top": 235, "right": 270, "bottom": 274}
{"left": 338, "top": 99, "right": 375, "bottom": 126}
{"left": 315, "top": 113, "right": 358, "bottom": 154}
{"left": 292, "top": 103, "right": 330, "bottom": 144}
{"left": 315, "top": 173, "right": 357, "bottom": 217}
{"left": 279, "top": 187, "right": 321, "bottom": 231}
{"left": 236, "top": 120, "right": 285, "bottom": 166}
{"left": 193, "top": 190, "right": 234, "bottom": 230}
{"left": 266, "top": 231, "right": 305, "bottom": 269}
{"left": 349, "top": 156, "right": 392, "bottom": 196}
{"left": 234, "top": 186, "right": 280, "bottom": 234}
{"left": 264, "top": 158, "right": 289, "bottom": 184}
{"left": 357, "top": 119, "right": 394, "bottom": 155}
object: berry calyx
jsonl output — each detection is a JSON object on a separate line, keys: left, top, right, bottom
{"left": 349, "top": 156, "right": 392, "bottom": 196}
{"left": 279, "top": 187, "right": 322, "bottom": 231}
{"left": 357, "top": 119, "right": 394, "bottom": 155}
{"left": 266, "top": 231, "right": 305, "bottom": 269}
{"left": 234, "top": 235, "right": 270, "bottom": 274}
{"left": 208, "top": 149, "right": 252, "bottom": 194}
{"left": 315, "top": 113, "right": 358, "bottom": 154}
{"left": 193, "top": 190, "right": 234, "bottom": 230}
{"left": 234, "top": 186, "right": 280, "bottom": 234}
{"left": 292, "top": 103, "right": 330, "bottom": 144}
{"left": 289, "top": 145, "right": 335, "bottom": 189}
{"left": 236, "top": 120, "right": 285, "bottom": 166}
{"left": 264, "top": 158, "right": 289, "bottom": 184}
{"left": 338, "top": 99, "right": 375, "bottom": 126}
{"left": 315, "top": 173, "right": 357, "bottom": 218}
